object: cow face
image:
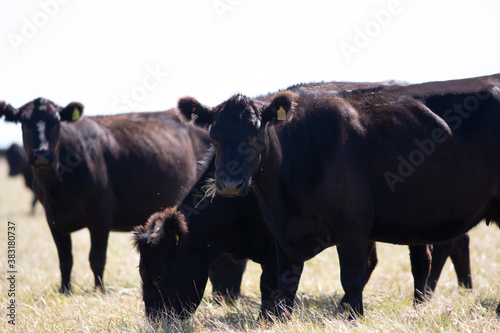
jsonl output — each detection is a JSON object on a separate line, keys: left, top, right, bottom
{"left": 133, "top": 208, "right": 209, "bottom": 321}
{"left": 178, "top": 92, "right": 294, "bottom": 197}
{"left": 0, "top": 98, "right": 83, "bottom": 169}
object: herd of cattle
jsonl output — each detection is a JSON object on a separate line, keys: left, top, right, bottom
{"left": 1, "top": 73, "right": 499, "bottom": 322}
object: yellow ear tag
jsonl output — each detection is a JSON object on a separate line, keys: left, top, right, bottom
{"left": 277, "top": 106, "right": 286, "bottom": 121}
{"left": 174, "top": 233, "right": 179, "bottom": 246}
{"left": 71, "top": 107, "right": 80, "bottom": 121}
{"left": 192, "top": 107, "right": 196, "bottom": 113}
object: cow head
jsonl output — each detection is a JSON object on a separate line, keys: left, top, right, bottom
{"left": 0, "top": 98, "right": 83, "bottom": 169}
{"left": 177, "top": 92, "right": 294, "bottom": 197}
{"left": 133, "top": 208, "right": 209, "bottom": 321}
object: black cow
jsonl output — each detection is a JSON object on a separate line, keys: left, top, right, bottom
{"left": 177, "top": 74, "right": 500, "bottom": 319}
{"left": 272, "top": 80, "right": 474, "bottom": 302}
{"left": 0, "top": 98, "right": 215, "bottom": 292}
{"left": 5, "top": 143, "right": 37, "bottom": 213}
{"left": 133, "top": 148, "right": 471, "bottom": 321}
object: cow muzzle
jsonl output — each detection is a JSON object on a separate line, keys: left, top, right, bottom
{"left": 216, "top": 177, "right": 248, "bottom": 197}
{"left": 31, "top": 149, "right": 52, "bottom": 167}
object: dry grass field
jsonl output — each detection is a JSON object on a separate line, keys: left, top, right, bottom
{"left": 1, "top": 157, "right": 500, "bottom": 332}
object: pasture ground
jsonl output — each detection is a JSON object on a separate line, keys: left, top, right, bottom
{"left": 0, "top": 158, "right": 500, "bottom": 332}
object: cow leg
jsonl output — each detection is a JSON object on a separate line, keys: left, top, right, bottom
{"left": 409, "top": 245, "right": 432, "bottom": 303}
{"left": 49, "top": 226, "right": 73, "bottom": 293}
{"left": 337, "top": 234, "right": 367, "bottom": 318}
{"left": 449, "top": 234, "right": 472, "bottom": 289}
{"left": 209, "top": 254, "right": 247, "bottom": 304}
{"left": 273, "top": 243, "right": 304, "bottom": 320}
{"left": 426, "top": 241, "right": 453, "bottom": 293}
{"left": 365, "top": 241, "right": 378, "bottom": 285}
{"left": 258, "top": 243, "right": 279, "bottom": 320}
{"left": 88, "top": 229, "right": 110, "bottom": 292}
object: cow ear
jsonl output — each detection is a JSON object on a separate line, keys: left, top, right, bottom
{"left": 60, "top": 102, "right": 84, "bottom": 122}
{"left": 141, "top": 207, "right": 188, "bottom": 251}
{"left": 162, "top": 208, "right": 188, "bottom": 250}
{"left": 0, "top": 101, "right": 20, "bottom": 123}
{"left": 132, "top": 225, "right": 148, "bottom": 252}
{"left": 261, "top": 91, "right": 294, "bottom": 125}
{"left": 177, "top": 97, "right": 214, "bottom": 129}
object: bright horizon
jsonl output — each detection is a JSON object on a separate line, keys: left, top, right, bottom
{"left": 1, "top": 0, "right": 499, "bottom": 148}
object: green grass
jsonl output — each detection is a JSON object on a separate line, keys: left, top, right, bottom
{"left": 1, "top": 157, "right": 500, "bottom": 332}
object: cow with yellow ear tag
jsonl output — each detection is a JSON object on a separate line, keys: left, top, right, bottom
{"left": 0, "top": 97, "right": 213, "bottom": 293}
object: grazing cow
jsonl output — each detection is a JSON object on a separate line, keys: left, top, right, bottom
{"left": 177, "top": 73, "right": 500, "bottom": 319}
{"left": 133, "top": 148, "right": 470, "bottom": 321}
{"left": 5, "top": 143, "right": 38, "bottom": 213}
{"left": 0, "top": 97, "right": 214, "bottom": 293}
{"left": 133, "top": 150, "right": 277, "bottom": 320}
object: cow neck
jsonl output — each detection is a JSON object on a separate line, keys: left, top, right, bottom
{"left": 178, "top": 149, "right": 225, "bottom": 264}
{"left": 31, "top": 163, "right": 61, "bottom": 189}
{"left": 255, "top": 122, "right": 281, "bottom": 182}
{"left": 175, "top": 147, "right": 215, "bottom": 205}
{"left": 251, "top": 124, "right": 309, "bottom": 262}
{"left": 183, "top": 210, "right": 225, "bottom": 264}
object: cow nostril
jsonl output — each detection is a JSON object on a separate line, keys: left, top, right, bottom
{"left": 235, "top": 180, "right": 245, "bottom": 190}
{"left": 32, "top": 150, "right": 51, "bottom": 165}
{"left": 34, "top": 150, "right": 49, "bottom": 159}
{"left": 216, "top": 180, "right": 226, "bottom": 191}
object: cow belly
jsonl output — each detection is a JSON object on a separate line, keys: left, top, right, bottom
{"left": 369, "top": 221, "right": 476, "bottom": 245}
{"left": 111, "top": 176, "right": 190, "bottom": 231}
{"left": 370, "top": 205, "right": 487, "bottom": 244}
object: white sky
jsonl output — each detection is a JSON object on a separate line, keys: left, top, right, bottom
{"left": 1, "top": 0, "right": 499, "bottom": 148}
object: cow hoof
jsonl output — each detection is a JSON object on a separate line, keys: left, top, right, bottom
{"left": 94, "top": 285, "right": 105, "bottom": 293}
{"left": 59, "top": 285, "right": 71, "bottom": 294}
